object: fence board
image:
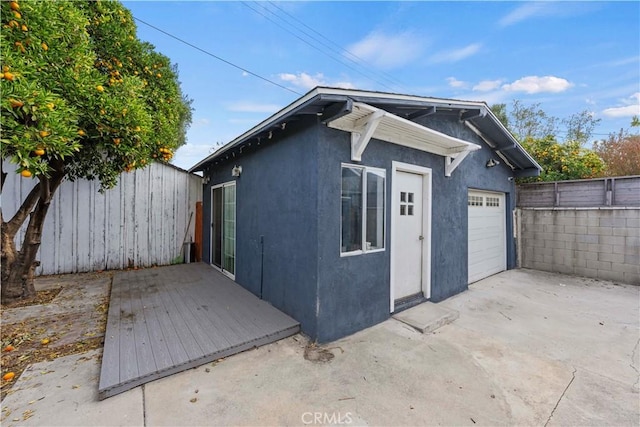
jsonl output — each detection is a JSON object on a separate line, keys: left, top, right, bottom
{"left": 2, "top": 161, "right": 202, "bottom": 275}
{"left": 518, "top": 176, "right": 640, "bottom": 207}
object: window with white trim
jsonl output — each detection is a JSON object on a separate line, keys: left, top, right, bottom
{"left": 341, "top": 165, "right": 386, "bottom": 255}
{"left": 468, "top": 194, "right": 483, "bottom": 206}
{"left": 486, "top": 196, "right": 500, "bottom": 207}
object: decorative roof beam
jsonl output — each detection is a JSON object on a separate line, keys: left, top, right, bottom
{"left": 460, "top": 108, "right": 486, "bottom": 122}
{"left": 351, "top": 110, "right": 384, "bottom": 162}
{"left": 407, "top": 106, "right": 436, "bottom": 121}
{"left": 321, "top": 99, "right": 353, "bottom": 124}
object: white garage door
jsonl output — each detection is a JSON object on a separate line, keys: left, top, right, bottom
{"left": 468, "top": 190, "right": 506, "bottom": 283}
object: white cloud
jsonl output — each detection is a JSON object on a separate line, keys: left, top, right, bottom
{"left": 499, "top": 2, "right": 598, "bottom": 27}
{"left": 446, "top": 77, "right": 467, "bottom": 88}
{"left": 601, "top": 93, "right": 640, "bottom": 117}
{"left": 499, "top": 2, "right": 551, "bottom": 27}
{"left": 430, "top": 43, "right": 482, "bottom": 63}
{"left": 502, "top": 76, "right": 573, "bottom": 94}
{"left": 347, "top": 31, "right": 424, "bottom": 69}
{"left": 192, "top": 118, "right": 211, "bottom": 127}
{"left": 278, "top": 72, "right": 354, "bottom": 90}
{"left": 473, "top": 79, "right": 503, "bottom": 92}
{"left": 227, "top": 102, "right": 281, "bottom": 113}
{"left": 172, "top": 142, "right": 217, "bottom": 171}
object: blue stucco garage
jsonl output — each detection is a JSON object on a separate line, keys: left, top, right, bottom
{"left": 190, "top": 87, "right": 541, "bottom": 342}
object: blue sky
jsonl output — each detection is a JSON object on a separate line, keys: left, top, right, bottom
{"left": 122, "top": 1, "right": 640, "bottom": 170}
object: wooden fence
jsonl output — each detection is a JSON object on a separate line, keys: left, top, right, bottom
{"left": 2, "top": 161, "right": 202, "bottom": 275}
{"left": 517, "top": 176, "right": 640, "bottom": 208}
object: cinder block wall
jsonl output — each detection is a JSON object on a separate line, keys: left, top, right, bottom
{"left": 518, "top": 208, "right": 640, "bottom": 285}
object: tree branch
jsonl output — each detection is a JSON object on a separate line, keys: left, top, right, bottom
{"left": 5, "top": 181, "right": 41, "bottom": 236}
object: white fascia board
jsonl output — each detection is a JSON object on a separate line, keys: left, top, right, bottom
{"left": 189, "top": 88, "right": 324, "bottom": 172}
{"left": 315, "top": 87, "right": 487, "bottom": 110}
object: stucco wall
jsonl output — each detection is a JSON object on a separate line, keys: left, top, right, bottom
{"left": 314, "top": 112, "right": 518, "bottom": 342}
{"left": 202, "top": 116, "right": 321, "bottom": 337}
{"left": 202, "top": 111, "right": 522, "bottom": 342}
{"left": 518, "top": 208, "right": 640, "bottom": 285}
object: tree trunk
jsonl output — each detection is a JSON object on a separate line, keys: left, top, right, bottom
{"left": 1, "top": 168, "right": 64, "bottom": 302}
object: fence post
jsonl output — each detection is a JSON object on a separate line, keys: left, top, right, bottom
{"left": 554, "top": 182, "right": 559, "bottom": 207}
{"left": 609, "top": 178, "right": 615, "bottom": 206}
{"left": 515, "top": 208, "right": 522, "bottom": 268}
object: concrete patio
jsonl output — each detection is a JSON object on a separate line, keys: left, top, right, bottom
{"left": 2, "top": 268, "right": 638, "bottom": 426}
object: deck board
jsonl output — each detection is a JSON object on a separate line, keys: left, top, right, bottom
{"left": 98, "top": 263, "right": 300, "bottom": 399}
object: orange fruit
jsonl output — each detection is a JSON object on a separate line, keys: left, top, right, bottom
{"left": 13, "top": 11, "right": 21, "bottom": 19}
{"left": 34, "top": 148, "right": 45, "bottom": 156}
{"left": 96, "top": 85, "right": 104, "bottom": 92}
{"left": 8, "top": 20, "right": 18, "bottom": 28}
{"left": 39, "top": 130, "right": 50, "bottom": 138}
{"left": 9, "top": 99, "right": 23, "bottom": 108}
{"left": 77, "top": 129, "right": 85, "bottom": 136}
{"left": 4, "top": 71, "right": 15, "bottom": 81}
{"left": 41, "top": 42, "right": 48, "bottom": 51}
{"left": 20, "top": 169, "right": 32, "bottom": 178}
{"left": 21, "top": 24, "right": 27, "bottom": 31}
{"left": 46, "top": 102, "right": 54, "bottom": 110}
{"left": 3, "top": 372, "right": 15, "bottom": 381}
{"left": 10, "top": 2, "right": 20, "bottom": 11}
{"left": 3, "top": 345, "right": 15, "bottom": 352}
{"left": 113, "top": 138, "right": 121, "bottom": 145}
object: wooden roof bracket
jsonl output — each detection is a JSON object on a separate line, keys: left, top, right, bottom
{"left": 445, "top": 149, "right": 472, "bottom": 177}
{"left": 351, "top": 110, "right": 385, "bottom": 162}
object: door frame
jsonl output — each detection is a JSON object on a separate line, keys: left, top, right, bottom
{"left": 210, "top": 181, "right": 236, "bottom": 280}
{"left": 390, "top": 161, "right": 432, "bottom": 312}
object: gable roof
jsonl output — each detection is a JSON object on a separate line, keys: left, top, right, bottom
{"left": 189, "top": 87, "right": 542, "bottom": 177}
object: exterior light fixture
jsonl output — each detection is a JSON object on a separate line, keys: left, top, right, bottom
{"left": 231, "top": 165, "right": 242, "bottom": 177}
{"left": 486, "top": 158, "right": 500, "bottom": 168}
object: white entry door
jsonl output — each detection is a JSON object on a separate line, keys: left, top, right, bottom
{"left": 468, "top": 190, "right": 506, "bottom": 283}
{"left": 393, "top": 171, "right": 424, "bottom": 301}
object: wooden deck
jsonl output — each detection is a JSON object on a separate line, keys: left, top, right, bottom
{"left": 98, "top": 263, "right": 300, "bottom": 399}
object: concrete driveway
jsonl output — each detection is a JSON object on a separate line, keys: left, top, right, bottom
{"left": 2, "top": 269, "right": 638, "bottom": 426}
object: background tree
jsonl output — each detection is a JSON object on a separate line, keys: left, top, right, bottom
{"left": 491, "top": 100, "right": 604, "bottom": 182}
{"left": 592, "top": 120, "right": 640, "bottom": 177}
{"left": 1, "top": 0, "right": 192, "bottom": 301}
{"left": 520, "top": 136, "right": 605, "bottom": 182}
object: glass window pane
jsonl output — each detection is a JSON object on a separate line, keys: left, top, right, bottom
{"left": 212, "top": 188, "right": 223, "bottom": 268}
{"left": 400, "top": 192, "right": 406, "bottom": 202}
{"left": 400, "top": 205, "right": 406, "bottom": 215}
{"left": 408, "top": 192, "right": 414, "bottom": 203}
{"left": 366, "top": 170, "right": 385, "bottom": 250}
{"left": 223, "top": 185, "right": 235, "bottom": 274}
{"left": 341, "top": 167, "right": 362, "bottom": 252}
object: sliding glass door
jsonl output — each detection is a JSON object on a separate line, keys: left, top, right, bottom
{"left": 211, "top": 182, "right": 236, "bottom": 278}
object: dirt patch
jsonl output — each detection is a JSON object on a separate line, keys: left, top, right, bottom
{"left": 0, "top": 271, "right": 112, "bottom": 401}
{"left": 304, "top": 343, "right": 336, "bottom": 363}
{"left": 1, "top": 288, "right": 62, "bottom": 310}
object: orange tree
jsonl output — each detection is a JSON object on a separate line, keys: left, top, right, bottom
{"left": 1, "top": 0, "right": 191, "bottom": 301}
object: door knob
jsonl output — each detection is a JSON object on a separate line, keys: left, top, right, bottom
{"left": 418, "top": 235, "right": 424, "bottom": 241}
